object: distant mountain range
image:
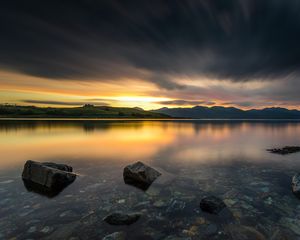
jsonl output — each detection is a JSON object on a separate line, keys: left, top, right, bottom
{"left": 0, "top": 104, "right": 169, "bottom": 118}
{"left": 152, "top": 106, "right": 300, "bottom": 119}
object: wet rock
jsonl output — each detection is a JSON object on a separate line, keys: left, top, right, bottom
{"left": 226, "top": 225, "right": 266, "bottom": 240}
{"left": 103, "top": 212, "right": 141, "bottom": 225}
{"left": 292, "top": 174, "right": 300, "bottom": 198}
{"left": 163, "top": 236, "right": 192, "bottom": 240}
{"left": 153, "top": 199, "right": 168, "bottom": 208}
{"left": 200, "top": 196, "right": 226, "bottom": 214}
{"left": 43, "top": 162, "right": 73, "bottom": 172}
{"left": 27, "top": 226, "right": 37, "bottom": 233}
{"left": 166, "top": 199, "right": 186, "bottom": 213}
{"left": 279, "top": 217, "right": 300, "bottom": 235}
{"left": 102, "top": 232, "right": 126, "bottom": 240}
{"left": 22, "top": 160, "right": 76, "bottom": 197}
{"left": 267, "top": 146, "right": 300, "bottom": 155}
{"left": 123, "top": 161, "right": 161, "bottom": 190}
{"left": 205, "top": 223, "right": 218, "bottom": 236}
{"left": 44, "top": 221, "right": 81, "bottom": 240}
{"left": 40, "top": 226, "right": 51, "bottom": 234}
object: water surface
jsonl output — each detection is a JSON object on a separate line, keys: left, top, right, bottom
{"left": 1, "top": 120, "right": 300, "bottom": 239}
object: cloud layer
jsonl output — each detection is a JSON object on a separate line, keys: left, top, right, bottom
{"left": 2, "top": 1, "right": 300, "bottom": 83}
{"left": 1, "top": 0, "right": 300, "bottom": 107}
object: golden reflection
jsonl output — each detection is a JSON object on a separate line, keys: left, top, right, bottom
{"left": 1, "top": 120, "right": 300, "bottom": 169}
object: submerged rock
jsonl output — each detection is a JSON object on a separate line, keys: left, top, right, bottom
{"left": 200, "top": 196, "right": 226, "bottom": 214}
{"left": 22, "top": 160, "right": 76, "bottom": 197}
{"left": 166, "top": 199, "right": 186, "bottom": 213}
{"left": 103, "top": 212, "right": 141, "bottom": 225}
{"left": 267, "top": 146, "right": 300, "bottom": 155}
{"left": 292, "top": 174, "right": 300, "bottom": 198}
{"left": 226, "top": 225, "right": 266, "bottom": 240}
{"left": 123, "top": 161, "right": 161, "bottom": 190}
{"left": 102, "top": 232, "right": 126, "bottom": 240}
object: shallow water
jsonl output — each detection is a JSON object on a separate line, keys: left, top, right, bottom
{"left": 1, "top": 120, "right": 300, "bottom": 239}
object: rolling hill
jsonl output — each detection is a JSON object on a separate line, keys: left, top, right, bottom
{"left": 152, "top": 106, "right": 300, "bottom": 119}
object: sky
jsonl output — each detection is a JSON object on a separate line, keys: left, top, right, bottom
{"left": 1, "top": 0, "right": 300, "bottom": 110}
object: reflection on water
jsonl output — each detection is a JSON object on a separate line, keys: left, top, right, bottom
{"left": 1, "top": 120, "right": 300, "bottom": 239}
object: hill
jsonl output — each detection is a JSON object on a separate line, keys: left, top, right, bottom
{"left": 152, "top": 106, "right": 300, "bottom": 119}
{"left": 0, "top": 104, "right": 170, "bottom": 118}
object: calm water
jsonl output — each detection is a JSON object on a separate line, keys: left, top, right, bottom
{"left": 1, "top": 120, "right": 300, "bottom": 239}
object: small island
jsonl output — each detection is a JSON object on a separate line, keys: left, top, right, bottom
{"left": 0, "top": 104, "right": 170, "bottom": 119}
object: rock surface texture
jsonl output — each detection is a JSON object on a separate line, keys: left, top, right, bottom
{"left": 103, "top": 212, "right": 141, "bottom": 225}
{"left": 200, "top": 196, "right": 226, "bottom": 214}
{"left": 102, "top": 232, "right": 126, "bottom": 240}
{"left": 22, "top": 160, "right": 76, "bottom": 194}
{"left": 123, "top": 161, "right": 161, "bottom": 190}
{"left": 292, "top": 174, "right": 300, "bottom": 198}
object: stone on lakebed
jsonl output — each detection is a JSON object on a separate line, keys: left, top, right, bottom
{"left": 200, "top": 196, "right": 226, "bottom": 214}
{"left": 292, "top": 174, "right": 300, "bottom": 198}
{"left": 22, "top": 160, "right": 76, "bottom": 196}
{"left": 103, "top": 212, "right": 141, "bottom": 225}
{"left": 102, "top": 232, "right": 126, "bottom": 240}
{"left": 123, "top": 161, "right": 161, "bottom": 190}
{"left": 267, "top": 146, "right": 300, "bottom": 155}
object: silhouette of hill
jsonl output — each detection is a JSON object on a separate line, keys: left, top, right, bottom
{"left": 0, "top": 104, "right": 170, "bottom": 118}
{"left": 152, "top": 106, "right": 300, "bottom": 119}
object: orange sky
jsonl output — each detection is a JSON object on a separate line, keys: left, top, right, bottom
{"left": 0, "top": 69, "right": 299, "bottom": 110}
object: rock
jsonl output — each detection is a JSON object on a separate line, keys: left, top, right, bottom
{"left": 102, "top": 232, "right": 126, "bottom": 240}
{"left": 22, "top": 160, "right": 76, "bottom": 197}
{"left": 103, "top": 212, "right": 141, "bottom": 225}
{"left": 267, "top": 146, "right": 300, "bottom": 155}
{"left": 226, "top": 225, "right": 266, "bottom": 240}
{"left": 166, "top": 199, "right": 186, "bottom": 213}
{"left": 204, "top": 223, "right": 218, "bottom": 236}
{"left": 123, "top": 161, "right": 161, "bottom": 190}
{"left": 43, "top": 162, "right": 73, "bottom": 172}
{"left": 200, "top": 196, "right": 226, "bottom": 214}
{"left": 292, "top": 174, "right": 300, "bottom": 198}
{"left": 153, "top": 200, "right": 168, "bottom": 208}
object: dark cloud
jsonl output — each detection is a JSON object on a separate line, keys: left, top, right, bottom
{"left": 157, "top": 99, "right": 215, "bottom": 106}
{"left": 1, "top": 0, "right": 300, "bottom": 89}
{"left": 22, "top": 100, "right": 109, "bottom": 106}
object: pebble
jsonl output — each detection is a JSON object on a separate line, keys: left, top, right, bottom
{"left": 40, "top": 226, "right": 51, "bottom": 233}
{"left": 27, "top": 226, "right": 37, "bottom": 233}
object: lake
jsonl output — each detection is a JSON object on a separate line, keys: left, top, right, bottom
{"left": 1, "top": 119, "right": 300, "bottom": 239}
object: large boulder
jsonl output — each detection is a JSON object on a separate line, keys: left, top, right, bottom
{"left": 292, "top": 174, "right": 300, "bottom": 198}
{"left": 43, "top": 162, "right": 73, "bottom": 172}
{"left": 123, "top": 161, "right": 161, "bottom": 190}
{"left": 200, "top": 196, "right": 226, "bottom": 214}
{"left": 22, "top": 160, "right": 76, "bottom": 196}
{"left": 103, "top": 212, "right": 141, "bottom": 225}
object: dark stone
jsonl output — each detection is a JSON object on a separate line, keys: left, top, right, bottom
{"left": 200, "top": 196, "right": 226, "bottom": 214}
{"left": 123, "top": 161, "right": 161, "bottom": 190}
{"left": 267, "top": 146, "right": 300, "bottom": 155}
{"left": 43, "top": 162, "right": 73, "bottom": 172}
{"left": 292, "top": 174, "right": 300, "bottom": 198}
{"left": 103, "top": 212, "right": 141, "bottom": 225}
{"left": 22, "top": 160, "right": 76, "bottom": 197}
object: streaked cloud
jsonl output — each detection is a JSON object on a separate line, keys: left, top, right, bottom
{"left": 22, "top": 100, "right": 109, "bottom": 106}
{"left": 156, "top": 99, "right": 215, "bottom": 106}
{"left": 1, "top": 0, "right": 300, "bottom": 108}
